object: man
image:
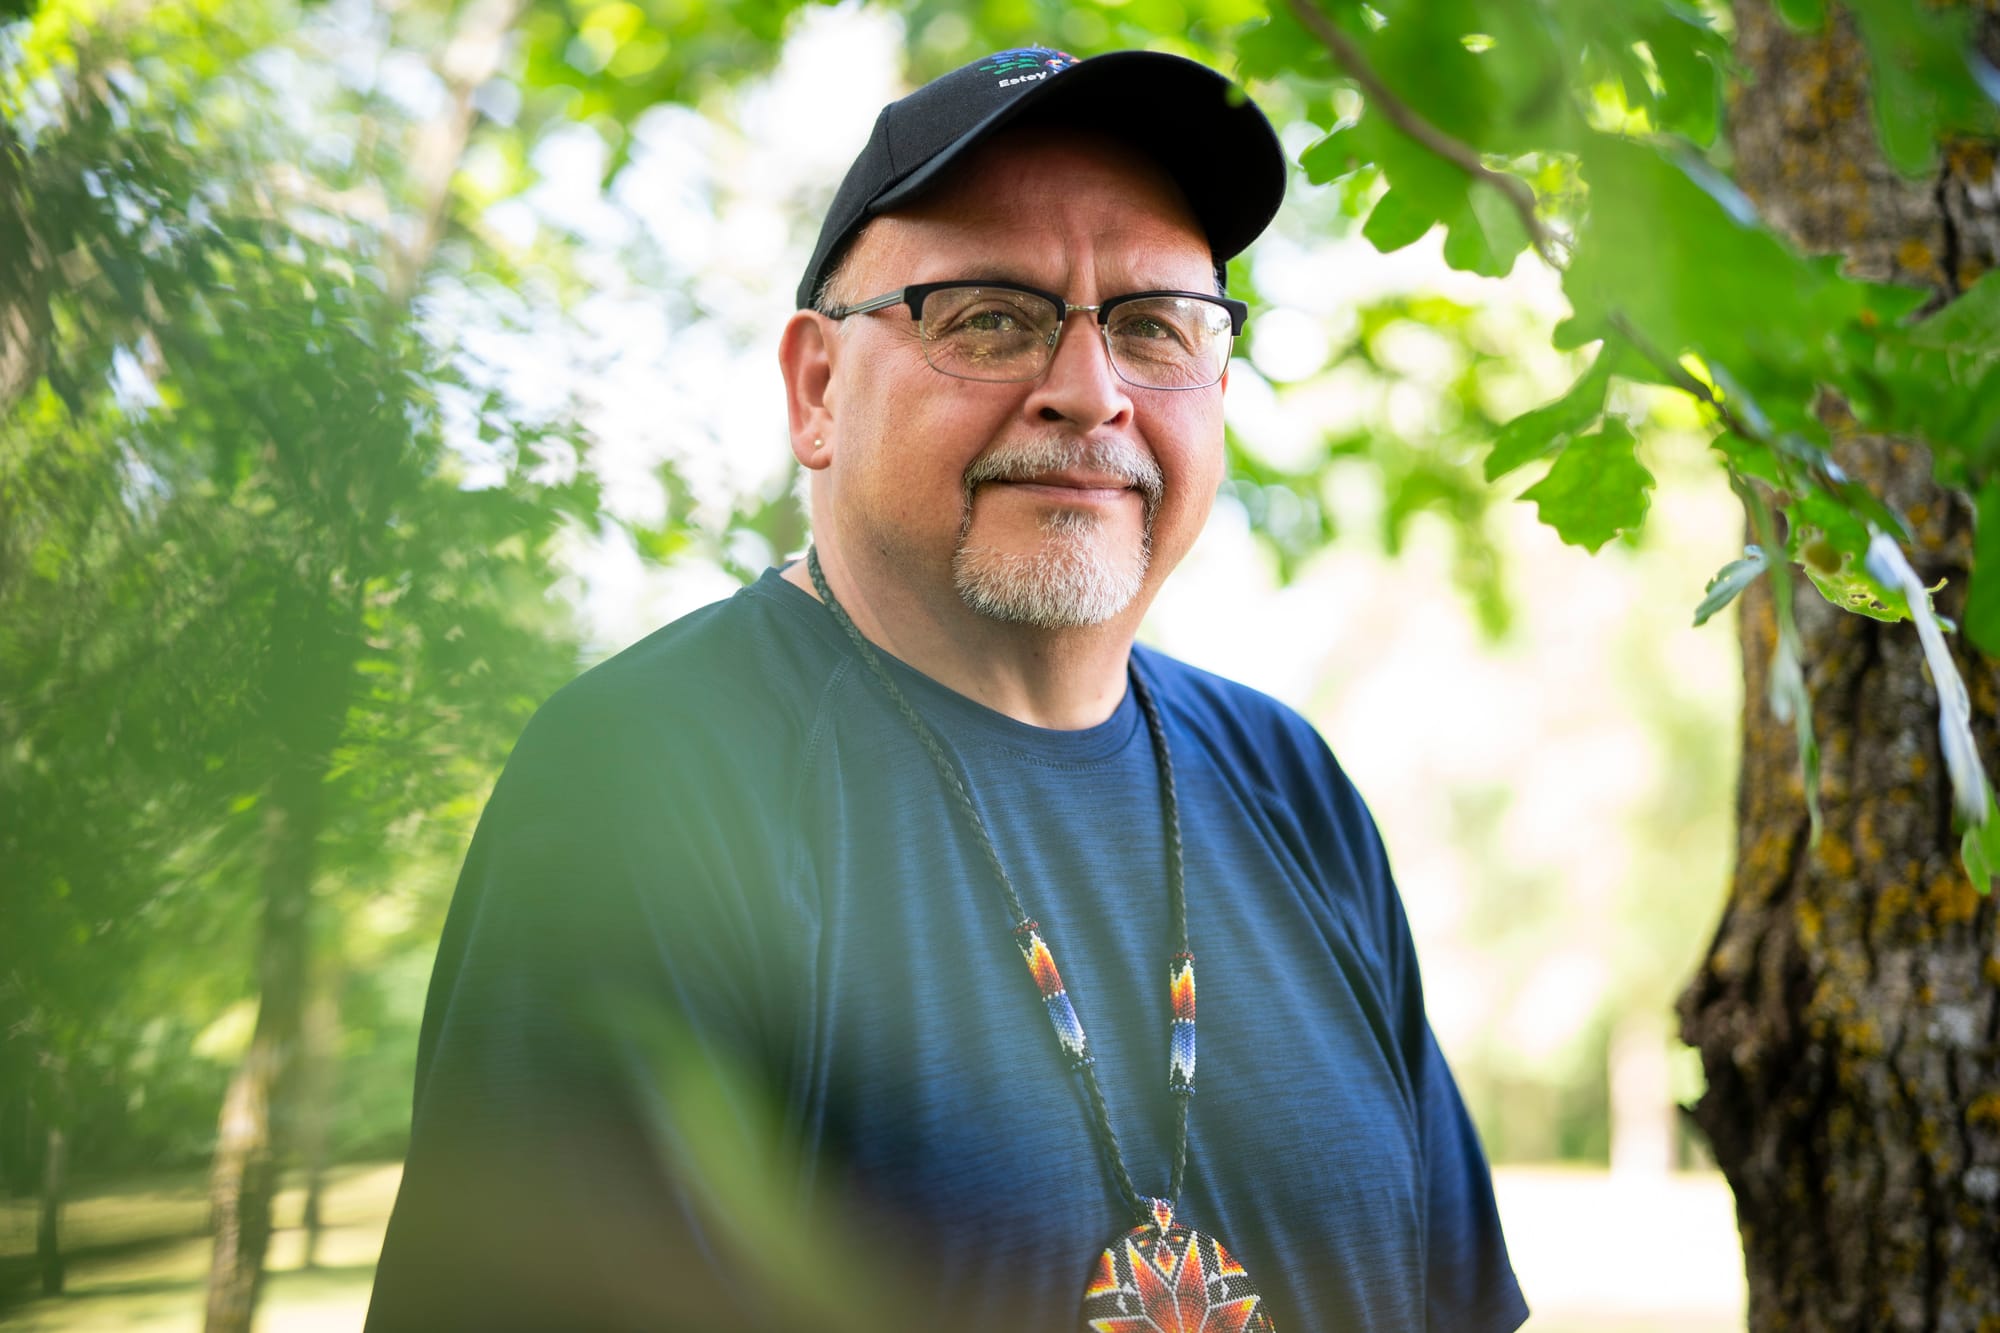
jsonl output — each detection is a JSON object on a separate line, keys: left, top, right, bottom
{"left": 367, "top": 46, "right": 1527, "bottom": 1332}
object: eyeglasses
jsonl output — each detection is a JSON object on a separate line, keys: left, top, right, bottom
{"left": 823, "top": 280, "right": 1247, "bottom": 391}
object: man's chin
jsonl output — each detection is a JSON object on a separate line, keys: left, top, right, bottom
{"left": 950, "top": 537, "right": 1149, "bottom": 630}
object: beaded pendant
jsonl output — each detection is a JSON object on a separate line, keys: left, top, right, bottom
{"left": 1081, "top": 1198, "right": 1276, "bottom": 1332}
{"left": 1008, "top": 924, "right": 1276, "bottom": 1332}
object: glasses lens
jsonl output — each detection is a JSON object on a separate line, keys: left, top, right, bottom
{"left": 1104, "top": 296, "right": 1235, "bottom": 390}
{"left": 916, "top": 286, "right": 1060, "bottom": 382}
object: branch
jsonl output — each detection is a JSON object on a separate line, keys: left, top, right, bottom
{"left": 385, "top": 0, "right": 529, "bottom": 310}
{"left": 1280, "top": 3, "right": 1903, "bottom": 545}
{"left": 1280, "top": 0, "right": 1564, "bottom": 268}
{"left": 1603, "top": 312, "right": 1744, "bottom": 432}
{"left": 1604, "top": 310, "right": 1887, "bottom": 535}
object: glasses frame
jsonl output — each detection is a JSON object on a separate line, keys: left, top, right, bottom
{"left": 823, "top": 279, "right": 1248, "bottom": 391}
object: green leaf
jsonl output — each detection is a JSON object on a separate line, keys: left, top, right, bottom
{"left": 1693, "top": 546, "right": 1769, "bottom": 627}
{"left": 1712, "top": 431, "right": 1782, "bottom": 486}
{"left": 1441, "top": 183, "right": 1531, "bottom": 278}
{"left": 1962, "top": 787, "right": 2000, "bottom": 894}
{"left": 1234, "top": 7, "right": 1335, "bottom": 83}
{"left": 1903, "top": 266, "right": 2000, "bottom": 377}
{"left": 1561, "top": 133, "right": 1884, "bottom": 413}
{"left": 1486, "top": 343, "right": 1621, "bottom": 481}
{"left": 1301, "top": 125, "right": 1366, "bottom": 184}
{"left": 1349, "top": 0, "right": 1491, "bottom": 136}
{"left": 1963, "top": 821, "right": 1993, "bottom": 894}
{"left": 1519, "top": 417, "right": 1655, "bottom": 551}
{"left": 1787, "top": 486, "right": 1902, "bottom": 620}
{"left": 1362, "top": 187, "right": 1437, "bottom": 253}
{"left": 1459, "top": 3, "right": 1574, "bottom": 146}
{"left": 1640, "top": 9, "right": 1725, "bottom": 147}
{"left": 1772, "top": 0, "right": 1825, "bottom": 30}
{"left": 1348, "top": 106, "right": 1479, "bottom": 223}
{"left": 1864, "top": 271, "right": 2000, "bottom": 482}
{"left": 1846, "top": 0, "right": 2000, "bottom": 176}
{"left": 1798, "top": 559, "right": 1904, "bottom": 621}
{"left": 1786, "top": 474, "right": 1876, "bottom": 555}
{"left": 1967, "top": 478, "right": 2000, "bottom": 657}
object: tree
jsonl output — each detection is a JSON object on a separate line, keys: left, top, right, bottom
{"left": 1677, "top": 4, "right": 2000, "bottom": 1326}
{"left": 2, "top": 0, "right": 605, "bottom": 1326}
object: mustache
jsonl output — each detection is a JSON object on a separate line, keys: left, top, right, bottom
{"left": 961, "top": 437, "right": 1165, "bottom": 512}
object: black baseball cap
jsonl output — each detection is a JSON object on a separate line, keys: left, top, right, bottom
{"left": 795, "top": 46, "right": 1287, "bottom": 310}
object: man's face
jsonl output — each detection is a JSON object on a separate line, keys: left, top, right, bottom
{"left": 808, "top": 130, "right": 1228, "bottom": 631}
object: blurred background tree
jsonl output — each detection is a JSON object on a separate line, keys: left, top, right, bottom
{"left": 4, "top": 0, "right": 1999, "bottom": 1329}
{"left": 3, "top": 0, "right": 608, "bottom": 1322}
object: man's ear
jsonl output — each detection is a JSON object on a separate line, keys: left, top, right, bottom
{"left": 780, "top": 312, "right": 838, "bottom": 470}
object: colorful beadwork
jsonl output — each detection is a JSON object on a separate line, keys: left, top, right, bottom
{"left": 1081, "top": 1198, "right": 1275, "bottom": 1333}
{"left": 1168, "top": 953, "right": 1196, "bottom": 1097}
{"left": 1013, "top": 919, "right": 1090, "bottom": 1068}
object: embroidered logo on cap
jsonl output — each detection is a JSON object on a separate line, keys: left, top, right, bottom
{"left": 978, "top": 47, "right": 1078, "bottom": 89}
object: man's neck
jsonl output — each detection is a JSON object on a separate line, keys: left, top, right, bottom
{"left": 781, "top": 553, "right": 1138, "bottom": 731}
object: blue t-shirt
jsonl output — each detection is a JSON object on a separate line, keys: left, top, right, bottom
{"left": 365, "top": 568, "right": 1528, "bottom": 1332}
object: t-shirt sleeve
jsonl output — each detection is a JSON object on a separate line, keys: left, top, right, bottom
{"left": 1314, "top": 736, "right": 1531, "bottom": 1333}
{"left": 363, "top": 678, "right": 800, "bottom": 1333}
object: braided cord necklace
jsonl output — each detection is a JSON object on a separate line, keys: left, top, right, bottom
{"left": 806, "top": 548, "right": 1276, "bottom": 1333}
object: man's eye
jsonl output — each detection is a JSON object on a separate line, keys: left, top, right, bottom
{"left": 1112, "top": 311, "right": 1194, "bottom": 348}
{"left": 1117, "top": 315, "right": 1176, "bottom": 340}
{"left": 956, "top": 307, "right": 1027, "bottom": 334}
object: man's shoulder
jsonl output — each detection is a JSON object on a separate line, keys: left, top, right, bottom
{"left": 1134, "top": 643, "right": 1387, "bottom": 840}
{"left": 1134, "top": 644, "right": 1330, "bottom": 766}
{"left": 508, "top": 571, "right": 841, "bottom": 788}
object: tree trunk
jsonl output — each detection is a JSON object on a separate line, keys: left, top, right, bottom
{"left": 36, "top": 1122, "right": 64, "bottom": 1297}
{"left": 1677, "top": 4, "right": 2000, "bottom": 1330}
{"left": 202, "top": 757, "right": 324, "bottom": 1333}
{"left": 297, "top": 976, "right": 338, "bottom": 1271}
{"left": 190, "top": 0, "right": 517, "bottom": 1305}
{"left": 203, "top": 593, "right": 349, "bottom": 1333}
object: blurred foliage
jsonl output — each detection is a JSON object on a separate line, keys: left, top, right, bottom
{"left": 0, "top": 0, "right": 603, "bottom": 1218}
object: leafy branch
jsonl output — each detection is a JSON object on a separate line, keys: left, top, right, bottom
{"left": 1277, "top": 0, "right": 1564, "bottom": 268}
{"left": 1274, "top": 0, "right": 1999, "bottom": 872}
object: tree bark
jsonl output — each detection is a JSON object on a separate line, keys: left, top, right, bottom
{"left": 1677, "top": 4, "right": 2000, "bottom": 1330}
{"left": 202, "top": 759, "right": 323, "bottom": 1333}
{"left": 202, "top": 592, "right": 349, "bottom": 1333}
{"left": 36, "top": 1122, "right": 64, "bottom": 1297}
{"left": 297, "top": 976, "right": 338, "bottom": 1271}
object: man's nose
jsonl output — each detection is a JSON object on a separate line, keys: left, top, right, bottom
{"left": 1024, "top": 313, "right": 1134, "bottom": 429}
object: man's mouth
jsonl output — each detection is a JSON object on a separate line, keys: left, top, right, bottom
{"left": 988, "top": 470, "right": 1135, "bottom": 498}
{"left": 962, "top": 438, "right": 1166, "bottom": 518}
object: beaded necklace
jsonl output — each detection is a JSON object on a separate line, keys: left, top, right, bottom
{"left": 806, "top": 548, "right": 1276, "bottom": 1333}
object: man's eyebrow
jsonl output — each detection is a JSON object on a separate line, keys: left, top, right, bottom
{"left": 929, "top": 274, "right": 1215, "bottom": 299}
{"left": 926, "top": 272, "right": 1046, "bottom": 289}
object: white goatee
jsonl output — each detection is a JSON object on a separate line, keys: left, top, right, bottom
{"left": 951, "top": 436, "right": 1162, "bottom": 629}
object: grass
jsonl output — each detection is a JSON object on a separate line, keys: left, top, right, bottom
{"left": 0, "top": 1164, "right": 398, "bottom": 1332}
{"left": 0, "top": 1162, "right": 1744, "bottom": 1331}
